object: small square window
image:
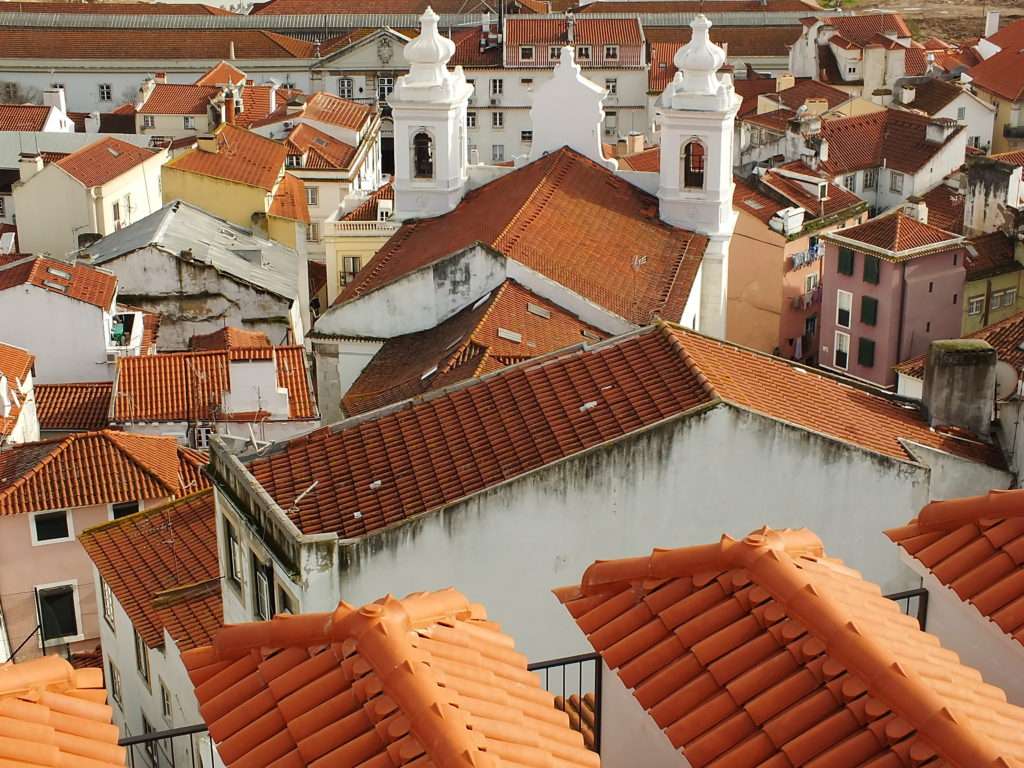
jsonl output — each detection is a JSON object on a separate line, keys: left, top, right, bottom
{"left": 605, "top": 78, "right": 618, "bottom": 96}
{"left": 837, "top": 247, "right": 855, "bottom": 276}
{"left": 135, "top": 628, "right": 150, "bottom": 685}
{"left": 183, "top": 115, "right": 196, "bottom": 130}
{"left": 604, "top": 45, "right": 619, "bottom": 60}
{"left": 338, "top": 77, "right": 354, "bottom": 99}
{"left": 466, "top": 111, "right": 477, "bottom": 128}
{"left": 521, "top": 130, "right": 533, "bottom": 143}
{"left": 142, "top": 115, "right": 155, "bottom": 130}
{"left": 112, "top": 501, "right": 139, "bottom": 520}
{"left": 38, "top": 583, "right": 80, "bottom": 643}
{"left": 99, "top": 83, "right": 112, "bottom": 101}
{"left": 519, "top": 46, "right": 534, "bottom": 61}
{"left": 968, "top": 295, "right": 985, "bottom": 315}
{"left": 549, "top": 46, "right": 561, "bottom": 60}
{"left": 32, "top": 510, "right": 72, "bottom": 545}
{"left": 576, "top": 45, "right": 592, "bottom": 61}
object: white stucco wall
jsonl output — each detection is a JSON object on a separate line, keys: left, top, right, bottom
{"left": 0, "top": 284, "right": 112, "bottom": 383}
{"left": 601, "top": 660, "right": 688, "bottom": 768}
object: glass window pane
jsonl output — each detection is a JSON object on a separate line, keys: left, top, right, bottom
{"left": 39, "top": 585, "right": 77, "bottom": 639}
{"left": 35, "top": 511, "right": 69, "bottom": 541}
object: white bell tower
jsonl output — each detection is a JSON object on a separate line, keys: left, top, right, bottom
{"left": 389, "top": 6, "right": 474, "bottom": 220}
{"left": 658, "top": 15, "right": 740, "bottom": 339}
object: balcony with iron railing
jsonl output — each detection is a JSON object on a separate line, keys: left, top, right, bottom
{"left": 790, "top": 285, "right": 822, "bottom": 311}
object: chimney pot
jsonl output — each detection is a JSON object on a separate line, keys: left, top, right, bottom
{"left": 985, "top": 10, "right": 1000, "bottom": 38}
{"left": 776, "top": 73, "right": 795, "bottom": 92}
{"left": 196, "top": 134, "right": 219, "bottom": 153}
{"left": 922, "top": 339, "right": 996, "bottom": 437}
{"left": 18, "top": 153, "right": 44, "bottom": 183}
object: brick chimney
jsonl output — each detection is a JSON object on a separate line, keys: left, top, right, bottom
{"left": 922, "top": 339, "right": 996, "bottom": 437}
{"left": 224, "top": 88, "right": 237, "bottom": 125}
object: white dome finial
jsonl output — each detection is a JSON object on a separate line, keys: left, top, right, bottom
{"left": 675, "top": 14, "right": 726, "bottom": 96}
{"left": 402, "top": 6, "right": 457, "bottom": 86}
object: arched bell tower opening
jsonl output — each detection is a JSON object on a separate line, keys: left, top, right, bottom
{"left": 682, "top": 140, "right": 705, "bottom": 189}
{"left": 413, "top": 131, "right": 434, "bottom": 179}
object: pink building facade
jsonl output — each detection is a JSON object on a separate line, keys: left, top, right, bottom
{"left": 820, "top": 212, "right": 966, "bottom": 387}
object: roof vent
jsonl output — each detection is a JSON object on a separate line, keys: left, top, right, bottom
{"left": 46, "top": 266, "right": 72, "bottom": 280}
{"left": 421, "top": 365, "right": 438, "bottom": 380}
{"left": 497, "top": 327, "right": 522, "bottom": 343}
{"left": 107, "top": 146, "right": 121, "bottom": 158}
{"left": 581, "top": 329, "right": 601, "bottom": 341}
{"left": 579, "top": 400, "right": 598, "bottom": 412}
{"left": 527, "top": 302, "right": 551, "bottom": 319}
{"left": 42, "top": 280, "right": 68, "bottom": 292}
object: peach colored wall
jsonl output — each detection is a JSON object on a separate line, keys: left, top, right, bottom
{"left": 728, "top": 212, "right": 786, "bottom": 353}
{"left": 0, "top": 499, "right": 163, "bottom": 661}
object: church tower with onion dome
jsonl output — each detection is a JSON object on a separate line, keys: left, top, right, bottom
{"left": 388, "top": 6, "right": 474, "bottom": 220}
{"left": 658, "top": 15, "right": 741, "bottom": 338}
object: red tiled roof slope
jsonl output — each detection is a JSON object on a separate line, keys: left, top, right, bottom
{"left": 820, "top": 109, "right": 964, "bottom": 176}
{"left": 896, "top": 309, "right": 1024, "bottom": 379}
{"left": 341, "top": 181, "right": 393, "bottom": 221}
{"left": 579, "top": 0, "right": 818, "bottom": 11}
{"left": 966, "top": 231, "right": 1019, "bottom": 280}
{"left": 195, "top": 60, "right": 247, "bottom": 86}
{"left": 921, "top": 182, "right": 964, "bottom": 233}
{"left": 267, "top": 172, "right": 310, "bottom": 222}
{"left": 342, "top": 279, "right": 608, "bottom": 415}
{"left": 968, "top": 46, "right": 1024, "bottom": 101}
{"left": 825, "top": 211, "right": 963, "bottom": 257}
{"left": 253, "top": 91, "right": 373, "bottom": 132}
{"left": 888, "top": 489, "right": 1024, "bottom": 648}
{"left": 56, "top": 137, "right": 158, "bottom": 187}
{"left": 506, "top": 16, "right": 643, "bottom": 47}
{"left": 285, "top": 122, "right": 357, "bottom": 170}
{"left": 828, "top": 12, "right": 912, "bottom": 46}
{"left": 0, "top": 655, "right": 125, "bottom": 768}
{"left": 166, "top": 123, "right": 286, "bottom": 190}
{"left": 113, "top": 346, "right": 316, "bottom": 422}
{"left": 0, "top": 430, "right": 203, "bottom": 516}
{"left": 4, "top": 2, "right": 232, "bottom": 13}
{"left": 994, "top": 149, "right": 1024, "bottom": 168}
{"left": 181, "top": 589, "right": 598, "bottom": 768}
{"left": 34, "top": 382, "right": 112, "bottom": 432}
{"left": 190, "top": 326, "right": 271, "bottom": 351}
{"left": 338, "top": 147, "right": 708, "bottom": 325}
{"left": 0, "top": 104, "right": 51, "bottom": 132}
{"left": 617, "top": 146, "right": 659, "bottom": 171}
{"left": 80, "top": 489, "right": 221, "bottom": 650}
{"left": 139, "top": 83, "right": 220, "bottom": 115}
{"left": 0, "top": 255, "right": 117, "bottom": 309}
{"left": 556, "top": 527, "right": 1024, "bottom": 768}
{"left": 0, "top": 342, "right": 33, "bottom": 439}
{"left": 905, "top": 77, "right": 963, "bottom": 114}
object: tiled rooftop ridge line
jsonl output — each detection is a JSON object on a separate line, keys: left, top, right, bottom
{"left": 657, "top": 321, "right": 718, "bottom": 400}
{"left": 572, "top": 528, "right": 1016, "bottom": 767}
{"left": 896, "top": 488, "right": 1024, "bottom": 533}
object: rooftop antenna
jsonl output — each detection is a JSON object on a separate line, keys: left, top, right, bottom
{"left": 288, "top": 480, "right": 318, "bottom": 514}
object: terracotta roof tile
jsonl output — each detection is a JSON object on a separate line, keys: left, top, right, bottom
{"left": 195, "top": 61, "right": 247, "bottom": 87}
{"left": 743, "top": 107, "right": 794, "bottom": 132}
{"left": 0, "top": 430, "right": 201, "bottom": 516}
{"left": 888, "top": 489, "right": 1024, "bottom": 649}
{"left": 969, "top": 45, "right": 1024, "bottom": 101}
{"left": 0, "top": 28, "right": 314, "bottom": 59}
{"left": 732, "top": 77, "right": 785, "bottom": 117}
{"left": 579, "top": 0, "right": 818, "bottom": 10}
{"left": 180, "top": 589, "right": 598, "bottom": 768}
{"left": 252, "top": 91, "right": 374, "bottom": 132}
{"left": 770, "top": 78, "right": 850, "bottom": 110}
{"left": 617, "top": 145, "right": 660, "bottom": 171}
{"left": 34, "top": 382, "right": 113, "bottom": 432}
{"left": 190, "top": 326, "right": 272, "bottom": 351}
{"left": 0, "top": 342, "right": 33, "bottom": 439}
{"left": 342, "top": 280, "right": 608, "bottom": 415}
{"left": 112, "top": 346, "right": 317, "bottom": 422}
{"left": 0, "top": 654, "right": 125, "bottom": 767}
{"left": 921, "top": 182, "right": 965, "bottom": 233}
{"left": 5, "top": 2, "right": 232, "bottom": 13}
{"left": 823, "top": 210, "right": 963, "bottom": 258}
{"left": 905, "top": 77, "right": 963, "bottom": 114}
{"left": 341, "top": 180, "right": 393, "bottom": 221}
{"left": 761, "top": 161, "right": 865, "bottom": 219}
{"left": 506, "top": 16, "right": 644, "bottom": 47}
{"left": 896, "top": 308, "right": 1024, "bottom": 379}
{"left": 285, "top": 122, "right": 357, "bottom": 170}
{"left": 0, "top": 104, "right": 52, "bottom": 132}
{"left": 820, "top": 109, "right": 965, "bottom": 175}
{"left": 987, "top": 16, "right": 1024, "bottom": 49}
{"left": 733, "top": 176, "right": 786, "bottom": 224}
{"left": 267, "top": 172, "right": 310, "bottom": 223}
{"left": 243, "top": 324, "right": 1001, "bottom": 538}
{"left": 252, "top": 0, "right": 523, "bottom": 12}
{"left": 994, "top": 149, "right": 1024, "bottom": 167}
{"left": 55, "top": 137, "right": 159, "bottom": 187}
{"left": 0, "top": 256, "right": 117, "bottom": 309}
{"left": 828, "top": 12, "right": 912, "bottom": 46}
{"left": 966, "top": 230, "right": 1019, "bottom": 280}
{"left": 139, "top": 83, "right": 220, "bottom": 115}
{"left": 450, "top": 26, "right": 503, "bottom": 67}
{"left": 338, "top": 147, "right": 708, "bottom": 325}
{"left": 80, "top": 489, "right": 221, "bottom": 650}
{"left": 166, "top": 123, "right": 286, "bottom": 191}
{"left": 231, "top": 84, "right": 301, "bottom": 128}
{"left": 556, "top": 526, "right": 1024, "bottom": 768}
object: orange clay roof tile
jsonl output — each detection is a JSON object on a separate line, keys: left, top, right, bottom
{"left": 34, "top": 382, "right": 113, "bottom": 432}
{"left": 0, "top": 654, "right": 125, "bottom": 767}
{"left": 0, "top": 255, "right": 117, "bottom": 309}
{"left": 241, "top": 324, "right": 1002, "bottom": 539}
{"left": 180, "top": 588, "right": 598, "bottom": 768}
{"left": 138, "top": 83, "right": 221, "bottom": 115}
{"left": 823, "top": 211, "right": 963, "bottom": 258}
{"left": 341, "top": 181, "right": 393, "bottom": 221}
{"left": 897, "top": 308, "right": 1024, "bottom": 379}
{"left": 0, "top": 430, "right": 205, "bottom": 516}
{"left": 112, "top": 346, "right": 316, "bottom": 422}
{"left": 166, "top": 123, "right": 286, "bottom": 191}
{"left": 820, "top": 109, "right": 964, "bottom": 176}
{"left": 0, "top": 104, "right": 52, "bottom": 132}
{"left": 55, "top": 137, "right": 159, "bottom": 187}
{"left": 556, "top": 526, "right": 1024, "bottom": 768}
{"left": 338, "top": 147, "right": 708, "bottom": 325}
{"left": 5, "top": 2, "right": 232, "bottom": 13}
{"left": 190, "top": 326, "right": 272, "bottom": 351}
{"left": 921, "top": 182, "right": 965, "bottom": 233}
{"left": 341, "top": 279, "right": 608, "bottom": 416}
{"left": 267, "top": 172, "right": 310, "bottom": 223}
{"left": 251, "top": 91, "right": 374, "bottom": 132}
{"left": 80, "top": 489, "right": 221, "bottom": 650}
{"left": 284, "top": 122, "right": 357, "bottom": 170}
{"left": 887, "top": 489, "right": 1024, "bottom": 648}
{"left": 827, "top": 12, "right": 912, "bottom": 45}
{"left": 0, "top": 342, "right": 33, "bottom": 439}
{"left": 195, "top": 61, "right": 247, "bottom": 87}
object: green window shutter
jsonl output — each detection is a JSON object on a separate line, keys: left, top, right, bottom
{"left": 863, "top": 255, "right": 880, "bottom": 284}
{"left": 838, "top": 247, "right": 855, "bottom": 276}
{"left": 858, "top": 338, "right": 876, "bottom": 368}
{"left": 861, "top": 296, "right": 878, "bottom": 326}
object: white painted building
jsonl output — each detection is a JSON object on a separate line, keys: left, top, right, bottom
{"left": 0, "top": 255, "right": 146, "bottom": 383}
{"left": 894, "top": 76, "right": 997, "bottom": 152}
{"left": 12, "top": 137, "right": 167, "bottom": 258}
{"left": 0, "top": 342, "right": 39, "bottom": 446}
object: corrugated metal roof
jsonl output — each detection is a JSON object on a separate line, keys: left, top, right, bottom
{"left": 85, "top": 199, "right": 300, "bottom": 301}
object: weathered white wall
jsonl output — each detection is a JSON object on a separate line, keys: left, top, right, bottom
{"left": 601, "top": 660, "right": 688, "bottom": 768}
{"left": 98, "top": 246, "right": 300, "bottom": 349}
{"left": 0, "top": 284, "right": 112, "bottom": 383}
{"left": 933, "top": 93, "right": 997, "bottom": 152}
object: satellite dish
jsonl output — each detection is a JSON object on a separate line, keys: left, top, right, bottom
{"left": 994, "top": 359, "right": 1019, "bottom": 401}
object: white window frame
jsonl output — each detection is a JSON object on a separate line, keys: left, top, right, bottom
{"left": 135, "top": 626, "right": 151, "bottom": 686}
{"left": 305, "top": 185, "right": 319, "bottom": 207}
{"left": 183, "top": 115, "right": 196, "bottom": 130}
{"left": 836, "top": 289, "right": 853, "bottom": 329}
{"left": 576, "top": 45, "right": 592, "bottom": 61}
{"left": 254, "top": 564, "right": 271, "bottom": 620}
{"left": 604, "top": 45, "right": 619, "bottom": 60}
{"left": 466, "top": 111, "right": 477, "bottom": 128}
{"left": 967, "top": 295, "right": 985, "bottom": 315}
{"left": 834, "top": 331, "right": 850, "bottom": 370}
{"left": 29, "top": 509, "right": 74, "bottom": 546}
{"left": 605, "top": 78, "right": 618, "bottom": 96}
{"left": 1006, "top": 288, "right": 1018, "bottom": 306}
{"left": 99, "top": 83, "right": 112, "bottom": 101}
{"left": 844, "top": 174, "right": 857, "bottom": 191}
{"left": 160, "top": 678, "right": 173, "bottom": 722}
{"left": 519, "top": 46, "right": 535, "bottom": 61}
{"left": 863, "top": 168, "right": 877, "bottom": 189}
{"left": 492, "top": 144, "right": 505, "bottom": 162}
{"left": 338, "top": 77, "right": 354, "bottom": 99}
{"left": 548, "top": 45, "right": 561, "bottom": 60}
{"left": 109, "top": 662, "right": 122, "bottom": 706}
{"left": 305, "top": 222, "right": 320, "bottom": 243}
{"left": 490, "top": 78, "right": 503, "bottom": 96}
{"left": 225, "top": 519, "right": 243, "bottom": 586}
{"left": 492, "top": 111, "right": 504, "bottom": 129}
{"left": 890, "top": 170, "right": 904, "bottom": 194}
{"left": 36, "top": 579, "right": 84, "bottom": 645}
{"left": 101, "top": 577, "right": 116, "bottom": 630}
{"left": 991, "top": 290, "right": 1004, "bottom": 310}
{"left": 804, "top": 272, "right": 820, "bottom": 293}
{"left": 142, "top": 115, "right": 155, "bottom": 130}
{"left": 376, "top": 76, "right": 394, "bottom": 101}
{"left": 957, "top": 105, "right": 966, "bottom": 121}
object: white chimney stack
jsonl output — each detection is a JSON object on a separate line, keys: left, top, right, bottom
{"left": 18, "top": 153, "right": 43, "bottom": 183}
{"left": 985, "top": 11, "right": 1000, "bottom": 38}
{"left": 42, "top": 87, "right": 67, "bottom": 114}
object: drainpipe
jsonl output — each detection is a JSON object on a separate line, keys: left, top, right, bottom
{"left": 896, "top": 261, "right": 907, "bottom": 364}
